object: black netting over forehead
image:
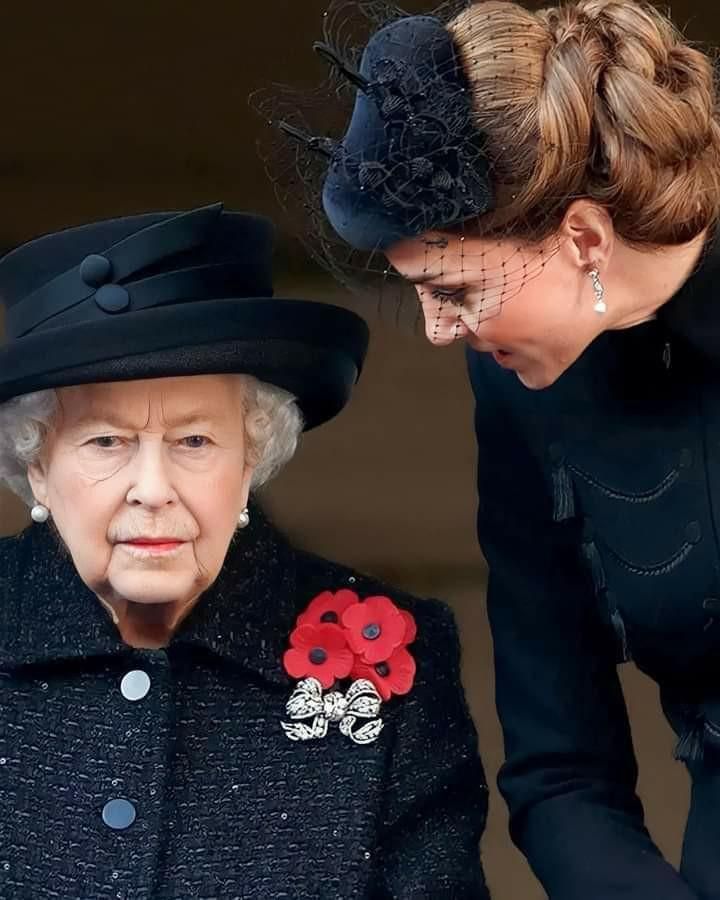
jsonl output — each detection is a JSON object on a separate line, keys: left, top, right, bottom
{"left": 251, "top": 0, "right": 560, "bottom": 335}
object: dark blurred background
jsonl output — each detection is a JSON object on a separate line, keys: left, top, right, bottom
{"left": 0, "top": 2, "right": 718, "bottom": 896}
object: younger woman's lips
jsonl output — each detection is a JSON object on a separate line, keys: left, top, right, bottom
{"left": 492, "top": 349, "right": 514, "bottom": 367}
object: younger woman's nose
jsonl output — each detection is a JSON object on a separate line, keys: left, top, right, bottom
{"left": 422, "top": 307, "right": 471, "bottom": 346}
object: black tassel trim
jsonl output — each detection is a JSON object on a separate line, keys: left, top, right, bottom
{"left": 582, "top": 538, "right": 632, "bottom": 662}
{"left": 552, "top": 462, "right": 575, "bottom": 522}
{"left": 674, "top": 717, "right": 705, "bottom": 765}
{"left": 581, "top": 539, "right": 607, "bottom": 593}
{"left": 610, "top": 608, "right": 631, "bottom": 664}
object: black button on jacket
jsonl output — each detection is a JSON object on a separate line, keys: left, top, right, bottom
{"left": 0, "top": 510, "right": 488, "bottom": 899}
{"left": 468, "top": 233, "right": 720, "bottom": 899}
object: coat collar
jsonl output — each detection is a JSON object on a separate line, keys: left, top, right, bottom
{"left": 0, "top": 502, "right": 297, "bottom": 685}
{"left": 658, "top": 224, "right": 720, "bottom": 362}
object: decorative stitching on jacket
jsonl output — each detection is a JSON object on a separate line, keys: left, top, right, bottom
{"left": 566, "top": 461, "right": 680, "bottom": 504}
{"left": 600, "top": 538, "right": 694, "bottom": 578}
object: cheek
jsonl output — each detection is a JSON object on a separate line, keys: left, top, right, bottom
{"left": 471, "top": 305, "right": 526, "bottom": 346}
{"left": 49, "top": 464, "right": 120, "bottom": 522}
{"left": 476, "top": 280, "right": 563, "bottom": 348}
{"left": 46, "top": 468, "right": 118, "bottom": 582}
{"left": 185, "top": 461, "right": 248, "bottom": 544}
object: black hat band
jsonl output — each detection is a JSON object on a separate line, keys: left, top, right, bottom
{"left": 7, "top": 202, "right": 224, "bottom": 339}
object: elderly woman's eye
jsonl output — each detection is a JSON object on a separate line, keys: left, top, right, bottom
{"left": 180, "top": 435, "right": 210, "bottom": 449}
{"left": 88, "top": 435, "right": 122, "bottom": 449}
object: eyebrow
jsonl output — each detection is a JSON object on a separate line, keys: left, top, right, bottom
{"left": 406, "top": 272, "right": 463, "bottom": 285}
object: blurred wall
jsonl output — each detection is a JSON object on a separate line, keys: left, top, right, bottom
{"left": 1, "top": 3, "right": 719, "bottom": 897}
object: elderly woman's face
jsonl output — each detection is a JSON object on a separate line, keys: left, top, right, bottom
{"left": 28, "top": 375, "right": 254, "bottom": 637}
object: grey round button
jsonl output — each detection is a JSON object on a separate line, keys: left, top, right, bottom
{"left": 79, "top": 253, "right": 112, "bottom": 287}
{"left": 102, "top": 798, "right": 136, "bottom": 830}
{"left": 120, "top": 670, "right": 151, "bottom": 701}
{"left": 95, "top": 283, "right": 130, "bottom": 313}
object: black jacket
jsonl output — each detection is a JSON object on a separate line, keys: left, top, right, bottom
{"left": 468, "top": 232, "right": 720, "bottom": 900}
{"left": 0, "top": 509, "right": 488, "bottom": 900}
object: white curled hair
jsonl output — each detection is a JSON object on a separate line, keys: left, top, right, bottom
{"left": 0, "top": 375, "right": 303, "bottom": 506}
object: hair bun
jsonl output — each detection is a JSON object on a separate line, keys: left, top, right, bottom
{"left": 449, "top": 0, "right": 720, "bottom": 245}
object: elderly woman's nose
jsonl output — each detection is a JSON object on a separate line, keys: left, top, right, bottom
{"left": 422, "top": 307, "right": 470, "bottom": 346}
{"left": 125, "top": 443, "right": 178, "bottom": 508}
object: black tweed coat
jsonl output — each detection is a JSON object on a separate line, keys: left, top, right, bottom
{"left": 0, "top": 508, "right": 488, "bottom": 900}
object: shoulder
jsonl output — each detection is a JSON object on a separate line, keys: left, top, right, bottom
{"left": 0, "top": 527, "right": 32, "bottom": 582}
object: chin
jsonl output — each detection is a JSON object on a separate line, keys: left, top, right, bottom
{"left": 515, "top": 366, "right": 560, "bottom": 390}
{"left": 110, "top": 571, "right": 204, "bottom": 606}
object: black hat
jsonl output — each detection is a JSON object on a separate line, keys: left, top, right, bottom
{"left": 0, "top": 203, "right": 369, "bottom": 430}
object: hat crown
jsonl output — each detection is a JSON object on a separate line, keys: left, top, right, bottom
{"left": 0, "top": 204, "right": 369, "bottom": 431}
{"left": 0, "top": 204, "right": 275, "bottom": 339}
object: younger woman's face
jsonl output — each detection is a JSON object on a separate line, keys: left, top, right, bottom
{"left": 386, "top": 232, "right": 607, "bottom": 389}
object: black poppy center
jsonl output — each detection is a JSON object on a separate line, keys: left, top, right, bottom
{"left": 374, "top": 662, "right": 391, "bottom": 678}
{"left": 362, "top": 623, "right": 382, "bottom": 641}
{"left": 309, "top": 648, "right": 328, "bottom": 665}
{"left": 320, "top": 611, "right": 339, "bottom": 623}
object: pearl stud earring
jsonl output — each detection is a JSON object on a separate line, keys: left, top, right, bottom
{"left": 31, "top": 503, "right": 50, "bottom": 523}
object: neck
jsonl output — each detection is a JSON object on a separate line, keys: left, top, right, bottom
{"left": 96, "top": 593, "right": 201, "bottom": 649}
{"left": 606, "top": 230, "right": 709, "bottom": 331}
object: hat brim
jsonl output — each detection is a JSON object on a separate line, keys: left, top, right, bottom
{"left": 0, "top": 298, "right": 369, "bottom": 431}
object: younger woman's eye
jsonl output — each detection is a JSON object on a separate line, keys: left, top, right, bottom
{"left": 429, "top": 287, "right": 465, "bottom": 306}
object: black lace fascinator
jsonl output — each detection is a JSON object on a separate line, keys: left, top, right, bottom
{"left": 253, "top": 2, "right": 491, "bottom": 275}
{"left": 253, "top": 0, "right": 556, "bottom": 329}
{"left": 316, "top": 13, "right": 493, "bottom": 250}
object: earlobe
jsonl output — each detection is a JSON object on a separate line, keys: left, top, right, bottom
{"left": 240, "top": 463, "right": 256, "bottom": 506}
{"left": 560, "top": 200, "right": 614, "bottom": 271}
{"left": 27, "top": 461, "right": 49, "bottom": 507}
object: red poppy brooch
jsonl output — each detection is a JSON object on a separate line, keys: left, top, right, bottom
{"left": 282, "top": 589, "right": 417, "bottom": 745}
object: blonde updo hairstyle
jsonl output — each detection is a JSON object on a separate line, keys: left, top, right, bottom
{"left": 447, "top": 0, "right": 720, "bottom": 246}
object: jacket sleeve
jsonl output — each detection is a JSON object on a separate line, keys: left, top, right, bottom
{"left": 373, "top": 599, "right": 490, "bottom": 899}
{"left": 469, "top": 352, "right": 697, "bottom": 899}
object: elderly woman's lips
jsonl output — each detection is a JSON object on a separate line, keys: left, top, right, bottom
{"left": 120, "top": 539, "right": 185, "bottom": 555}
{"left": 128, "top": 538, "right": 182, "bottom": 544}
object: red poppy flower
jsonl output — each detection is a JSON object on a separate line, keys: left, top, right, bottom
{"left": 283, "top": 623, "right": 354, "bottom": 689}
{"left": 342, "top": 595, "right": 407, "bottom": 664}
{"left": 399, "top": 609, "right": 417, "bottom": 645}
{"left": 352, "top": 646, "right": 417, "bottom": 701}
{"left": 296, "top": 589, "right": 360, "bottom": 628}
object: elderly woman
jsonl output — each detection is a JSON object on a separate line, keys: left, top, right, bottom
{"left": 0, "top": 204, "right": 488, "bottom": 899}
